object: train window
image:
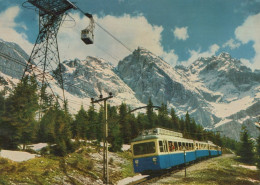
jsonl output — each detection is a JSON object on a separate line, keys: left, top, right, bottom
{"left": 133, "top": 142, "right": 156, "bottom": 156}
{"left": 174, "top": 142, "right": 178, "bottom": 151}
{"left": 159, "top": 141, "right": 164, "bottom": 152}
{"left": 182, "top": 143, "right": 186, "bottom": 150}
{"left": 168, "top": 141, "right": 174, "bottom": 152}
{"left": 191, "top": 143, "right": 194, "bottom": 150}
{"left": 178, "top": 142, "right": 182, "bottom": 150}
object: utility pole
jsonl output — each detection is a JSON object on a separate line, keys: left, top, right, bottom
{"left": 91, "top": 92, "right": 113, "bottom": 184}
{"left": 184, "top": 150, "right": 187, "bottom": 177}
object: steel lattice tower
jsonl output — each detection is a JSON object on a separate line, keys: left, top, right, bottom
{"left": 24, "top": 0, "right": 76, "bottom": 104}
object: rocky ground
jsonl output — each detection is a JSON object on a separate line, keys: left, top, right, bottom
{"left": 0, "top": 143, "right": 134, "bottom": 185}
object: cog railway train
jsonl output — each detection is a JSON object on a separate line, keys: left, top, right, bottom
{"left": 131, "top": 128, "right": 221, "bottom": 174}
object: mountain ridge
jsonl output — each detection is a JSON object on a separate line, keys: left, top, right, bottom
{"left": 0, "top": 40, "right": 259, "bottom": 140}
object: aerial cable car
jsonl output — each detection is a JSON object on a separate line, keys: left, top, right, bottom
{"left": 81, "top": 13, "right": 95, "bottom": 45}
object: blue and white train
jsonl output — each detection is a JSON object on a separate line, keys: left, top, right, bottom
{"left": 131, "top": 128, "right": 221, "bottom": 173}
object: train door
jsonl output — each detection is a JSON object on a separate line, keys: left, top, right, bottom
{"left": 158, "top": 140, "right": 170, "bottom": 168}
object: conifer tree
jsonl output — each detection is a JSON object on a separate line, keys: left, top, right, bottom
{"left": 238, "top": 126, "right": 254, "bottom": 163}
{"left": 0, "top": 76, "right": 39, "bottom": 149}
{"left": 108, "top": 105, "right": 123, "bottom": 152}
{"left": 86, "top": 105, "right": 99, "bottom": 141}
{"left": 129, "top": 113, "right": 139, "bottom": 139}
{"left": 109, "top": 121, "right": 122, "bottom": 152}
{"left": 157, "top": 103, "right": 170, "bottom": 128}
{"left": 179, "top": 117, "right": 187, "bottom": 137}
{"left": 185, "top": 111, "right": 191, "bottom": 138}
{"left": 39, "top": 84, "right": 54, "bottom": 116}
{"left": 137, "top": 113, "right": 146, "bottom": 132}
{"left": 72, "top": 105, "right": 88, "bottom": 139}
{"left": 119, "top": 103, "right": 131, "bottom": 144}
{"left": 215, "top": 132, "right": 223, "bottom": 147}
{"left": 96, "top": 106, "right": 104, "bottom": 142}
{"left": 146, "top": 98, "right": 156, "bottom": 129}
{"left": 170, "top": 108, "right": 179, "bottom": 131}
{"left": 37, "top": 106, "right": 56, "bottom": 143}
{"left": 52, "top": 102, "right": 74, "bottom": 156}
{"left": 256, "top": 135, "right": 260, "bottom": 169}
{"left": 0, "top": 90, "right": 5, "bottom": 116}
{"left": 190, "top": 118, "right": 197, "bottom": 139}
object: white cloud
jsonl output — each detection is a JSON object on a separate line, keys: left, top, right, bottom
{"left": 172, "top": 27, "right": 189, "bottom": 41}
{"left": 235, "top": 13, "right": 260, "bottom": 69}
{"left": 222, "top": 38, "right": 241, "bottom": 49}
{"left": 59, "top": 13, "right": 178, "bottom": 66}
{"left": 0, "top": 8, "right": 178, "bottom": 67}
{"left": 240, "top": 58, "right": 254, "bottom": 69}
{"left": 0, "top": 6, "right": 33, "bottom": 54}
{"left": 181, "top": 44, "right": 220, "bottom": 66}
{"left": 161, "top": 49, "right": 178, "bottom": 66}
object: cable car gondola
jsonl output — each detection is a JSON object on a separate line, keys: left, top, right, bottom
{"left": 81, "top": 13, "right": 94, "bottom": 45}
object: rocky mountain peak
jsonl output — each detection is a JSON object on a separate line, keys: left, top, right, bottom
{"left": 190, "top": 52, "right": 248, "bottom": 75}
{"left": 217, "top": 52, "right": 231, "bottom": 59}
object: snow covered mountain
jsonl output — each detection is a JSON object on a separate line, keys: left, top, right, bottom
{"left": 0, "top": 39, "right": 143, "bottom": 113}
{"left": 60, "top": 57, "right": 144, "bottom": 108}
{"left": 117, "top": 47, "right": 260, "bottom": 140}
{"left": 0, "top": 39, "right": 30, "bottom": 91}
{"left": 0, "top": 39, "right": 259, "bottom": 140}
{"left": 183, "top": 53, "right": 260, "bottom": 140}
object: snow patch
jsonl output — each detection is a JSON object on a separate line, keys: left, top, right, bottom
{"left": 26, "top": 143, "right": 48, "bottom": 152}
{"left": 210, "top": 96, "right": 255, "bottom": 118}
{"left": 122, "top": 144, "right": 130, "bottom": 151}
{"left": 0, "top": 150, "right": 36, "bottom": 162}
{"left": 215, "top": 119, "right": 233, "bottom": 128}
{"left": 117, "top": 174, "right": 149, "bottom": 185}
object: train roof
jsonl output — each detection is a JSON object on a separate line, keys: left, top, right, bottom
{"left": 131, "top": 128, "right": 217, "bottom": 146}
{"left": 131, "top": 128, "right": 193, "bottom": 143}
{"left": 131, "top": 134, "right": 194, "bottom": 143}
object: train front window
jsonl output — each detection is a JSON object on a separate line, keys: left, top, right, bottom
{"left": 133, "top": 142, "right": 156, "bottom": 155}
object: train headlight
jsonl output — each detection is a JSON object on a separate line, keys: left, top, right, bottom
{"left": 152, "top": 157, "right": 157, "bottom": 164}
{"left": 135, "top": 160, "right": 139, "bottom": 166}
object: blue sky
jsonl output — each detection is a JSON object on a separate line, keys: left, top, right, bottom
{"left": 0, "top": 0, "right": 260, "bottom": 69}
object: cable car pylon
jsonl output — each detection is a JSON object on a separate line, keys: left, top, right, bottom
{"left": 22, "top": 0, "right": 76, "bottom": 110}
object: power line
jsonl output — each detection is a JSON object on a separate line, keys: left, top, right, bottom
{"left": 95, "top": 22, "right": 133, "bottom": 53}
{"left": 0, "top": 52, "right": 27, "bottom": 67}
{"left": 94, "top": 44, "right": 121, "bottom": 63}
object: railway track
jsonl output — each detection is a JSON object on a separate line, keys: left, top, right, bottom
{"left": 127, "top": 165, "right": 184, "bottom": 185}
